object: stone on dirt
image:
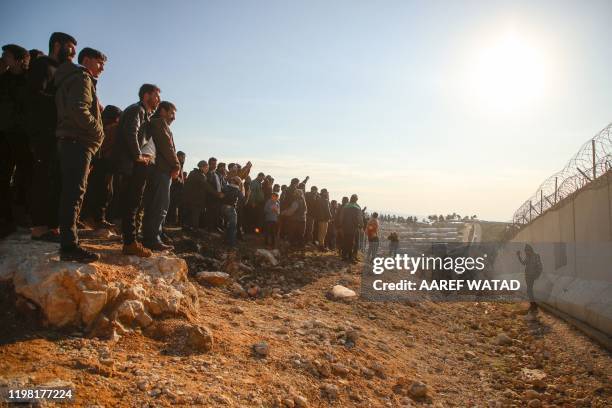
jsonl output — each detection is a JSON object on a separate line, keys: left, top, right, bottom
{"left": 0, "top": 234, "right": 199, "bottom": 336}
{"left": 327, "top": 285, "right": 357, "bottom": 301}
{"left": 195, "top": 271, "right": 231, "bottom": 286}
{"left": 252, "top": 341, "right": 269, "bottom": 358}
{"left": 255, "top": 249, "right": 279, "bottom": 266}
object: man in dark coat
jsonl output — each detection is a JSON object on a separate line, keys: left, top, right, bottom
{"left": 182, "top": 160, "right": 221, "bottom": 230}
{"left": 55, "top": 47, "right": 106, "bottom": 262}
{"left": 0, "top": 43, "right": 30, "bottom": 235}
{"left": 340, "top": 194, "right": 363, "bottom": 262}
{"left": 26, "top": 32, "right": 77, "bottom": 242}
{"left": 114, "top": 83, "right": 160, "bottom": 257}
{"left": 141, "top": 101, "right": 180, "bottom": 251}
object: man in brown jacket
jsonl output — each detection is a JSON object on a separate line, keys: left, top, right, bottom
{"left": 141, "top": 101, "right": 179, "bottom": 251}
{"left": 55, "top": 47, "right": 106, "bottom": 262}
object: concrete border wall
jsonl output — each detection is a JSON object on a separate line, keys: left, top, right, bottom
{"left": 493, "top": 171, "right": 612, "bottom": 337}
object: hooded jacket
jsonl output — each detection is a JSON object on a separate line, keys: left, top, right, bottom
{"left": 54, "top": 62, "right": 104, "bottom": 155}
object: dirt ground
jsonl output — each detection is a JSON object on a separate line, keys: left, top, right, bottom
{"left": 0, "top": 230, "right": 610, "bottom": 407}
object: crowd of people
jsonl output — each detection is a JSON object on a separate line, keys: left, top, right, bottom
{"left": 0, "top": 32, "right": 389, "bottom": 264}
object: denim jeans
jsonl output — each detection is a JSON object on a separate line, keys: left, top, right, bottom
{"left": 142, "top": 168, "right": 171, "bottom": 245}
{"left": 58, "top": 140, "right": 93, "bottom": 249}
{"left": 224, "top": 205, "right": 237, "bottom": 246}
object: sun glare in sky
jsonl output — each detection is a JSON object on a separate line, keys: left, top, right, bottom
{"left": 465, "top": 29, "right": 548, "bottom": 115}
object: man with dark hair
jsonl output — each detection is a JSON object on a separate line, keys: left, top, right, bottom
{"left": 326, "top": 199, "right": 338, "bottom": 250}
{"left": 114, "top": 84, "right": 161, "bottom": 257}
{"left": 366, "top": 212, "right": 380, "bottom": 262}
{"left": 182, "top": 160, "right": 221, "bottom": 230}
{"left": 247, "top": 172, "right": 265, "bottom": 233}
{"left": 341, "top": 194, "right": 363, "bottom": 263}
{"left": 315, "top": 188, "right": 332, "bottom": 250}
{"left": 206, "top": 156, "right": 222, "bottom": 232}
{"left": 0, "top": 44, "right": 31, "bottom": 235}
{"left": 55, "top": 46, "right": 106, "bottom": 262}
{"left": 28, "top": 49, "right": 44, "bottom": 62}
{"left": 221, "top": 176, "right": 244, "bottom": 247}
{"left": 283, "top": 188, "right": 307, "bottom": 247}
{"left": 27, "top": 32, "right": 77, "bottom": 242}
{"left": 167, "top": 150, "right": 185, "bottom": 225}
{"left": 82, "top": 105, "right": 122, "bottom": 228}
{"left": 142, "top": 101, "right": 179, "bottom": 251}
{"left": 304, "top": 186, "right": 319, "bottom": 244}
{"left": 335, "top": 196, "right": 349, "bottom": 256}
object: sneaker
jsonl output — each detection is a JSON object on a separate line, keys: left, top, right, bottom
{"left": 60, "top": 246, "right": 100, "bottom": 263}
{"left": 143, "top": 241, "right": 174, "bottom": 251}
{"left": 122, "top": 242, "right": 152, "bottom": 257}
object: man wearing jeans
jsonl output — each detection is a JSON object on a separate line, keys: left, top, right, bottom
{"left": 366, "top": 212, "right": 380, "bottom": 263}
{"left": 142, "top": 101, "right": 179, "bottom": 251}
{"left": 114, "top": 84, "right": 160, "bottom": 257}
{"left": 55, "top": 47, "right": 106, "bottom": 263}
{"left": 221, "top": 176, "right": 244, "bottom": 247}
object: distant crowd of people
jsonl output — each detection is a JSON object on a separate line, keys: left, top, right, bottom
{"left": 0, "top": 32, "right": 394, "bottom": 264}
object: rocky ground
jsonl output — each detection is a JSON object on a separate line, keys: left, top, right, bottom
{"left": 0, "top": 228, "right": 610, "bottom": 407}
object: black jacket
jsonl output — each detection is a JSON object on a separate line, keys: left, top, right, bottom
{"left": 304, "top": 191, "right": 318, "bottom": 217}
{"left": 54, "top": 62, "right": 104, "bottom": 155}
{"left": 148, "top": 117, "right": 179, "bottom": 175}
{"left": 113, "top": 101, "right": 151, "bottom": 175}
{"left": 222, "top": 184, "right": 244, "bottom": 208}
{"left": 316, "top": 197, "right": 332, "bottom": 222}
{"left": 0, "top": 70, "right": 28, "bottom": 136}
{"left": 341, "top": 203, "right": 363, "bottom": 232}
{"left": 183, "top": 168, "right": 217, "bottom": 208}
{"left": 26, "top": 56, "right": 59, "bottom": 141}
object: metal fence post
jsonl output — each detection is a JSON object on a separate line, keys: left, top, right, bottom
{"left": 592, "top": 139, "right": 596, "bottom": 180}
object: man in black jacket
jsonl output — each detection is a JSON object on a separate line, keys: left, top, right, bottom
{"left": 182, "top": 160, "right": 221, "bottom": 230}
{"left": 206, "top": 157, "right": 222, "bottom": 232}
{"left": 55, "top": 47, "right": 106, "bottom": 262}
{"left": 27, "top": 32, "right": 77, "bottom": 242}
{"left": 315, "top": 188, "right": 332, "bottom": 250}
{"left": 340, "top": 194, "right": 363, "bottom": 262}
{"left": 141, "top": 101, "right": 179, "bottom": 251}
{"left": 114, "top": 84, "right": 160, "bottom": 257}
{"left": 304, "top": 185, "right": 318, "bottom": 244}
{"left": 0, "top": 44, "right": 30, "bottom": 235}
{"left": 221, "top": 176, "right": 244, "bottom": 247}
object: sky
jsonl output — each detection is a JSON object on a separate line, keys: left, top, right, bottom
{"left": 3, "top": 0, "right": 612, "bottom": 221}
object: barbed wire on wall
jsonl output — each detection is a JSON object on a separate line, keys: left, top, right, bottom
{"left": 512, "top": 122, "right": 612, "bottom": 225}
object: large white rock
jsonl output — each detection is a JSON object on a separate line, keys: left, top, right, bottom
{"left": 0, "top": 233, "right": 198, "bottom": 331}
{"left": 328, "top": 285, "right": 357, "bottom": 300}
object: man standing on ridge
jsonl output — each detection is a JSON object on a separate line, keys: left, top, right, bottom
{"left": 341, "top": 194, "right": 363, "bottom": 263}
{"left": 55, "top": 47, "right": 106, "bottom": 262}
{"left": 27, "top": 32, "right": 77, "bottom": 243}
{"left": 141, "top": 101, "right": 179, "bottom": 251}
{"left": 114, "top": 83, "right": 161, "bottom": 257}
